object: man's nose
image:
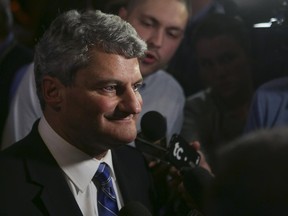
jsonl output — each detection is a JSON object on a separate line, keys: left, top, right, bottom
{"left": 119, "top": 88, "right": 142, "bottom": 114}
{"left": 147, "top": 29, "right": 164, "bottom": 48}
{"left": 213, "top": 62, "right": 228, "bottom": 77}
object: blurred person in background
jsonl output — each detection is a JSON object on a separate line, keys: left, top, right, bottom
{"left": 180, "top": 14, "right": 254, "bottom": 169}
{"left": 178, "top": 127, "right": 288, "bottom": 216}
{"left": 167, "top": 0, "right": 240, "bottom": 96}
{"left": 0, "top": 0, "right": 33, "bottom": 145}
{"left": 244, "top": 76, "right": 288, "bottom": 133}
{"left": 206, "top": 127, "right": 288, "bottom": 216}
{"left": 118, "top": 0, "right": 190, "bottom": 143}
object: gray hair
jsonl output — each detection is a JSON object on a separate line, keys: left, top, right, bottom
{"left": 34, "top": 10, "right": 147, "bottom": 109}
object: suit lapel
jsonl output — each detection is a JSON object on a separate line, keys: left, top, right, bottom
{"left": 112, "top": 146, "right": 156, "bottom": 213}
{"left": 24, "top": 124, "right": 83, "bottom": 216}
{"left": 112, "top": 147, "right": 135, "bottom": 203}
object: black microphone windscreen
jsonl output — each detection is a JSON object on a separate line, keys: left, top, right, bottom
{"left": 140, "top": 111, "right": 167, "bottom": 142}
{"left": 118, "top": 201, "right": 152, "bottom": 216}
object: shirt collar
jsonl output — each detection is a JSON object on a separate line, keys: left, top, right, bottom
{"left": 38, "top": 117, "right": 116, "bottom": 193}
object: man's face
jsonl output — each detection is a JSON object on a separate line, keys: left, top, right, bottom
{"left": 56, "top": 50, "right": 143, "bottom": 156}
{"left": 196, "top": 35, "right": 252, "bottom": 99}
{"left": 120, "top": 0, "right": 188, "bottom": 77}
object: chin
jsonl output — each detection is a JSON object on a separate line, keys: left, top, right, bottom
{"left": 122, "top": 135, "right": 137, "bottom": 144}
{"left": 113, "top": 133, "right": 137, "bottom": 145}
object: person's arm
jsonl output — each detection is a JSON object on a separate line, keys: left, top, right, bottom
{"left": 167, "top": 90, "right": 185, "bottom": 141}
{"left": 243, "top": 85, "right": 275, "bottom": 134}
{"left": 180, "top": 97, "right": 204, "bottom": 144}
{"left": 243, "top": 93, "right": 263, "bottom": 133}
{"left": 1, "top": 63, "right": 43, "bottom": 149}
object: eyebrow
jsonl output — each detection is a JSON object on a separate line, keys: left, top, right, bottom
{"left": 141, "top": 14, "right": 185, "bottom": 32}
{"left": 95, "top": 77, "right": 144, "bottom": 86}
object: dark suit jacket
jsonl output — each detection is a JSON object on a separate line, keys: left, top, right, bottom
{"left": 0, "top": 121, "right": 156, "bottom": 215}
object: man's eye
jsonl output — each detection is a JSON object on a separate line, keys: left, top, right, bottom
{"left": 199, "top": 60, "right": 213, "bottom": 69}
{"left": 220, "top": 53, "right": 236, "bottom": 64}
{"left": 103, "top": 85, "right": 117, "bottom": 92}
{"left": 141, "top": 20, "right": 153, "bottom": 27}
{"left": 167, "top": 30, "right": 182, "bottom": 39}
{"left": 133, "top": 83, "right": 143, "bottom": 92}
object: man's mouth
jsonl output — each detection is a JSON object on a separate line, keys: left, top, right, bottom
{"left": 106, "top": 114, "right": 135, "bottom": 121}
{"left": 141, "top": 52, "right": 158, "bottom": 64}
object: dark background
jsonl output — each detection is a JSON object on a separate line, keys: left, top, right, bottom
{"left": 10, "top": 0, "right": 288, "bottom": 89}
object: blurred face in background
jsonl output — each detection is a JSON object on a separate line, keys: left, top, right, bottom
{"left": 196, "top": 34, "right": 252, "bottom": 99}
{"left": 120, "top": 0, "right": 189, "bottom": 77}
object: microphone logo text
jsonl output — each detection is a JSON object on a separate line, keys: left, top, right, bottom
{"left": 173, "top": 142, "right": 184, "bottom": 160}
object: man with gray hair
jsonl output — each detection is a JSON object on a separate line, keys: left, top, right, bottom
{"left": 2, "top": 0, "right": 190, "bottom": 149}
{"left": 0, "top": 9, "right": 156, "bottom": 215}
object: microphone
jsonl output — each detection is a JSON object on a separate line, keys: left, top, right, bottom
{"left": 135, "top": 111, "right": 201, "bottom": 170}
{"left": 168, "top": 134, "right": 201, "bottom": 169}
{"left": 135, "top": 111, "right": 168, "bottom": 160}
{"left": 139, "top": 110, "right": 167, "bottom": 147}
{"left": 118, "top": 201, "right": 152, "bottom": 216}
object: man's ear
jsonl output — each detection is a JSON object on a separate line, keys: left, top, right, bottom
{"left": 42, "top": 76, "right": 64, "bottom": 110}
{"left": 118, "top": 6, "right": 128, "bottom": 19}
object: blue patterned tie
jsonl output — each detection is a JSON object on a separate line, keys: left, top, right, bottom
{"left": 93, "top": 162, "right": 119, "bottom": 216}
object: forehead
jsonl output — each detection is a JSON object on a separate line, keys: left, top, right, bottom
{"left": 77, "top": 50, "right": 141, "bottom": 81}
{"left": 130, "top": 0, "right": 188, "bottom": 28}
{"left": 196, "top": 35, "right": 244, "bottom": 56}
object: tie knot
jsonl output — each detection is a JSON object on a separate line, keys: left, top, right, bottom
{"left": 94, "top": 162, "right": 111, "bottom": 187}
